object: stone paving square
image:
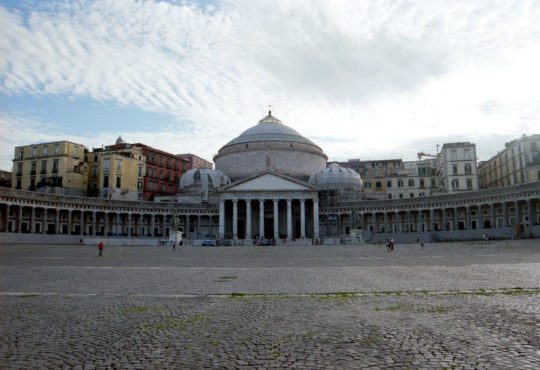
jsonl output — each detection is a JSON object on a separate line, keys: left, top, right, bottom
{"left": 1, "top": 240, "right": 539, "bottom": 369}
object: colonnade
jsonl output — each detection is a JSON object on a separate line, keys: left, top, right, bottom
{"left": 322, "top": 198, "right": 538, "bottom": 236}
{"left": 218, "top": 197, "right": 319, "bottom": 240}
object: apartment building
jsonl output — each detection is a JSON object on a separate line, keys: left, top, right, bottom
{"left": 12, "top": 141, "right": 88, "bottom": 196}
{"left": 386, "top": 160, "right": 438, "bottom": 199}
{"left": 177, "top": 153, "right": 213, "bottom": 170}
{"left": 87, "top": 142, "right": 145, "bottom": 201}
{"left": 479, "top": 134, "right": 540, "bottom": 189}
{"left": 437, "top": 142, "right": 479, "bottom": 193}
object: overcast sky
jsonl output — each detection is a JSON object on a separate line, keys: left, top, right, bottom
{"left": 1, "top": 0, "right": 539, "bottom": 171}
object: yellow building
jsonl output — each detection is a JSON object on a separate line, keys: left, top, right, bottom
{"left": 12, "top": 141, "right": 88, "bottom": 196}
{"left": 87, "top": 142, "right": 146, "bottom": 201}
{"left": 479, "top": 134, "right": 540, "bottom": 189}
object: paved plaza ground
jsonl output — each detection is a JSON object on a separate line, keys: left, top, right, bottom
{"left": 0, "top": 240, "right": 539, "bottom": 368}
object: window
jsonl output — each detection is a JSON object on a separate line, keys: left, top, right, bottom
{"left": 54, "top": 144, "right": 59, "bottom": 155}
{"left": 137, "top": 181, "right": 142, "bottom": 191}
{"left": 452, "top": 165, "right": 458, "bottom": 175}
{"left": 32, "top": 147, "right": 37, "bottom": 157}
{"left": 116, "top": 160, "right": 122, "bottom": 171}
{"left": 138, "top": 166, "right": 143, "bottom": 176}
{"left": 16, "top": 179, "right": 21, "bottom": 189}
{"left": 452, "top": 179, "right": 459, "bottom": 190}
{"left": 103, "top": 175, "right": 109, "bottom": 187}
{"left": 17, "top": 162, "right": 22, "bottom": 175}
{"left": 419, "top": 179, "right": 425, "bottom": 188}
{"left": 365, "top": 182, "right": 371, "bottom": 189}
{"left": 116, "top": 176, "right": 121, "bottom": 188}
{"left": 451, "top": 150, "right": 457, "bottom": 161}
{"left": 408, "top": 179, "right": 414, "bottom": 187}
{"left": 18, "top": 149, "right": 23, "bottom": 159}
{"left": 419, "top": 192, "right": 425, "bottom": 197}
{"left": 409, "top": 193, "right": 414, "bottom": 198}
{"left": 31, "top": 161, "right": 36, "bottom": 174}
{"left": 387, "top": 180, "right": 392, "bottom": 188}
{"left": 463, "top": 149, "right": 471, "bottom": 160}
{"left": 52, "top": 159, "right": 59, "bottom": 172}
{"left": 531, "top": 142, "right": 538, "bottom": 151}
{"left": 388, "top": 194, "right": 392, "bottom": 199}
{"left": 104, "top": 159, "right": 110, "bottom": 171}
{"left": 41, "top": 160, "right": 47, "bottom": 173}
{"left": 431, "top": 178, "right": 436, "bottom": 187}
{"left": 466, "top": 178, "right": 473, "bottom": 190}
{"left": 375, "top": 181, "right": 382, "bottom": 189}
{"left": 30, "top": 177, "right": 35, "bottom": 190}
{"left": 92, "top": 167, "right": 98, "bottom": 177}
{"left": 397, "top": 179, "right": 403, "bottom": 187}
{"left": 74, "top": 147, "right": 79, "bottom": 157}
{"left": 464, "top": 164, "right": 472, "bottom": 174}
{"left": 399, "top": 193, "right": 403, "bottom": 199}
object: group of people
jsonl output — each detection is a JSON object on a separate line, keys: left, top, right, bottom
{"left": 386, "top": 238, "right": 395, "bottom": 251}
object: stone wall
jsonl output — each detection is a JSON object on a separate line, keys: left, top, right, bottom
{"left": 215, "top": 147, "right": 326, "bottom": 181}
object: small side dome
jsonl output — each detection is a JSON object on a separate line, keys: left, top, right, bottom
{"left": 179, "top": 168, "right": 231, "bottom": 191}
{"left": 309, "top": 163, "right": 363, "bottom": 192}
{"left": 116, "top": 136, "right": 126, "bottom": 144}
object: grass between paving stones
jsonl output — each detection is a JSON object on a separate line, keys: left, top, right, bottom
{"left": 224, "top": 287, "right": 539, "bottom": 300}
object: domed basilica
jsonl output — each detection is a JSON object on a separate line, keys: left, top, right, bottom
{"left": 162, "top": 111, "right": 361, "bottom": 240}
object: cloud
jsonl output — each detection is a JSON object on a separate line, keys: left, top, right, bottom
{"left": 1, "top": 0, "right": 540, "bottom": 170}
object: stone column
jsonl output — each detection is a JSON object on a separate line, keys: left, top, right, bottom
{"left": 92, "top": 211, "right": 96, "bottom": 235}
{"left": 502, "top": 202, "right": 508, "bottom": 228}
{"left": 67, "top": 210, "right": 72, "bottom": 235}
{"left": 490, "top": 203, "right": 496, "bottom": 228}
{"left": 162, "top": 214, "right": 167, "bottom": 237}
{"left": 259, "top": 200, "right": 265, "bottom": 238}
{"left": 80, "top": 211, "right": 84, "bottom": 235}
{"left": 313, "top": 199, "right": 320, "bottom": 240}
{"left": 417, "top": 211, "right": 423, "bottom": 233}
{"left": 138, "top": 214, "right": 142, "bottom": 236}
{"left": 17, "top": 206, "right": 22, "bottom": 233}
{"left": 300, "top": 199, "right": 306, "bottom": 238}
{"left": 273, "top": 199, "right": 279, "bottom": 239}
{"left": 30, "top": 207, "right": 35, "bottom": 233}
{"left": 245, "top": 199, "right": 251, "bottom": 240}
{"left": 233, "top": 199, "right": 238, "bottom": 239}
{"left": 128, "top": 214, "right": 132, "bottom": 237}
{"left": 429, "top": 209, "right": 434, "bottom": 231}
{"left": 515, "top": 201, "right": 521, "bottom": 225}
{"left": 219, "top": 200, "right": 225, "bottom": 239}
{"left": 372, "top": 213, "right": 377, "bottom": 233}
{"left": 55, "top": 209, "right": 60, "bottom": 235}
{"left": 478, "top": 205, "right": 484, "bottom": 229}
{"left": 42, "top": 208, "right": 47, "bottom": 234}
{"left": 151, "top": 214, "right": 155, "bottom": 237}
{"left": 440, "top": 208, "right": 445, "bottom": 231}
{"left": 465, "top": 206, "right": 470, "bottom": 230}
{"left": 395, "top": 211, "right": 401, "bottom": 233}
{"left": 528, "top": 198, "right": 535, "bottom": 226}
{"left": 453, "top": 207, "right": 457, "bottom": 230}
{"left": 286, "top": 199, "right": 292, "bottom": 239}
{"left": 383, "top": 212, "right": 388, "bottom": 233}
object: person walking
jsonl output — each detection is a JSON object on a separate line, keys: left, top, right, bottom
{"left": 98, "top": 241, "right": 104, "bottom": 256}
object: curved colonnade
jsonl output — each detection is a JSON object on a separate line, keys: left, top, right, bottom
{"left": 0, "top": 182, "right": 539, "bottom": 243}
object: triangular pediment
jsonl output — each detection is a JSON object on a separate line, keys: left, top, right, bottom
{"left": 222, "top": 171, "right": 313, "bottom": 192}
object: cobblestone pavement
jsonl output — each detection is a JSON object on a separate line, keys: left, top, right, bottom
{"left": 1, "top": 240, "right": 539, "bottom": 368}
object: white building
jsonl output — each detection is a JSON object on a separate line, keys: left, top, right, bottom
{"left": 437, "top": 142, "right": 479, "bottom": 194}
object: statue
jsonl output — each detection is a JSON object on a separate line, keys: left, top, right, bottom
{"left": 351, "top": 210, "right": 360, "bottom": 230}
{"left": 170, "top": 210, "right": 180, "bottom": 231}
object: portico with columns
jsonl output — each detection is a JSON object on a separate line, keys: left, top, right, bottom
{"left": 218, "top": 171, "right": 319, "bottom": 240}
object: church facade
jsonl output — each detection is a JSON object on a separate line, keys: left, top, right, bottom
{"left": 0, "top": 112, "right": 539, "bottom": 244}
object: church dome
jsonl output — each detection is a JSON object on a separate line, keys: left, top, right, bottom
{"left": 179, "top": 168, "right": 231, "bottom": 191}
{"left": 221, "top": 112, "right": 321, "bottom": 149}
{"left": 309, "top": 163, "right": 363, "bottom": 192}
{"left": 214, "top": 111, "right": 327, "bottom": 182}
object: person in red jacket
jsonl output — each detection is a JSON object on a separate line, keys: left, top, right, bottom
{"left": 98, "top": 241, "right": 104, "bottom": 256}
